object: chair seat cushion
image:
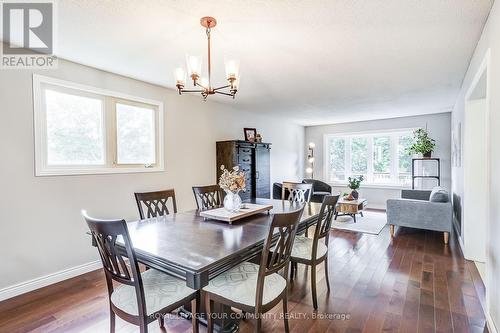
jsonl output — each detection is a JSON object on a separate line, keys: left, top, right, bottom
{"left": 291, "top": 236, "right": 328, "bottom": 261}
{"left": 111, "top": 269, "right": 196, "bottom": 316}
{"left": 203, "top": 262, "right": 286, "bottom": 307}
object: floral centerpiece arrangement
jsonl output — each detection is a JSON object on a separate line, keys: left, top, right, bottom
{"left": 347, "top": 175, "right": 364, "bottom": 200}
{"left": 407, "top": 128, "right": 436, "bottom": 158}
{"left": 219, "top": 165, "right": 246, "bottom": 212}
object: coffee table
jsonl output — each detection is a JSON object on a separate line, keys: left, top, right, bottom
{"left": 335, "top": 198, "right": 367, "bottom": 223}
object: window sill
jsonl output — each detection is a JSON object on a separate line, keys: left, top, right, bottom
{"left": 329, "top": 183, "right": 411, "bottom": 190}
{"left": 35, "top": 166, "right": 165, "bottom": 177}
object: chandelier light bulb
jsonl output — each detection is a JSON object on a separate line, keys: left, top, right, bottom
{"left": 308, "top": 157, "right": 315, "bottom": 163}
{"left": 225, "top": 59, "right": 240, "bottom": 79}
{"left": 309, "top": 142, "right": 316, "bottom": 149}
{"left": 174, "top": 67, "right": 186, "bottom": 85}
{"left": 186, "top": 55, "right": 202, "bottom": 77}
{"left": 306, "top": 167, "right": 313, "bottom": 174}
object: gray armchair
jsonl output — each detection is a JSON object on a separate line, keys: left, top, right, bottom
{"left": 386, "top": 188, "right": 452, "bottom": 244}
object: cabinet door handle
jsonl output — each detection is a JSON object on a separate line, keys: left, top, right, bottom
{"left": 256, "top": 171, "right": 259, "bottom": 179}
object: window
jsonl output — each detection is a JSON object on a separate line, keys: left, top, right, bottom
{"left": 115, "top": 102, "right": 156, "bottom": 165}
{"left": 325, "top": 130, "right": 414, "bottom": 186}
{"left": 33, "top": 75, "right": 164, "bottom": 176}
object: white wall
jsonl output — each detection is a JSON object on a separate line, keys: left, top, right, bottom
{"left": 0, "top": 58, "right": 304, "bottom": 295}
{"left": 305, "top": 113, "right": 452, "bottom": 209}
{"left": 451, "top": 0, "right": 500, "bottom": 330}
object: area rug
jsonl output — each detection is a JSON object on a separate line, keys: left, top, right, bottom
{"left": 331, "top": 210, "right": 387, "bottom": 235}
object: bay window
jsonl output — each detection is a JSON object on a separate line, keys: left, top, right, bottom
{"left": 324, "top": 130, "right": 414, "bottom": 186}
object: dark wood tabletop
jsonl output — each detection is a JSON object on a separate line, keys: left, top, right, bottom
{"left": 123, "top": 199, "right": 321, "bottom": 289}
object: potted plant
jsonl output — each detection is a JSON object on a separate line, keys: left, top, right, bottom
{"left": 407, "top": 128, "right": 436, "bottom": 158}
{"left": 347, "top": 175, "right": 364, "bottom": 200}
{"left": 219, "top": 165, "right": 246, "bottom": 212}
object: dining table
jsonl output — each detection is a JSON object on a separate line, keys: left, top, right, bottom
{"left": 123, "top": 198, "right": 321, "bottom": 289}
{"left": 96, "top": 198, "right": 322, "bottom": 332}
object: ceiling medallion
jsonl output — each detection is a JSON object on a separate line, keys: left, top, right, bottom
{"left": 174, "top": 16, "right": 239, "bottom": 101}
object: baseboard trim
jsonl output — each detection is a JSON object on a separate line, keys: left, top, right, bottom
{"left": 487, "top": 312, "right": 499, "bottom": 333}
{"left": 0, "top": 260, "right": 101, "bottom": 302}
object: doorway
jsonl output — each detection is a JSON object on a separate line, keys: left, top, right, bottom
{"left": 463, "top": 50, "right": 490, "bottom": 291}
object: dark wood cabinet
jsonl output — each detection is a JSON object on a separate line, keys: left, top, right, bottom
{"left": 216, "top": 140, "right": 271, "bottom": 201}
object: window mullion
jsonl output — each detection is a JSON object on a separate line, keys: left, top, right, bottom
{"left": 105, "top": 97, "right": 116, "bottom": 168}
{"left": 346, "top": 137, "right": 351, "bottom": 180}
{"left": 391, "top": 134, "right": 399, "bottom": 184}
{"left": 367, "top": 136, "right": 374, "bottom": 183}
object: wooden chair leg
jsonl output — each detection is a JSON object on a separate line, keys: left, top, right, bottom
{"left": 254, "top": 315, "right": 262, "bottom": 333}
{"left": 311, "top": 264, "right": 318, "bottom": 310}
{"left": 324, "top": 257, "right": 330, "bottom": 291}
{"left": 139, "top": 321, "right": 148, "bottom": 333}
{"left": 390, "top": 225, "right": 395, "bottom": 238}
{"left": 191, "top": 295, "right": 199, "bottom": 333}
{"left": 283, "top": 292, "right": 290, "bottom": 333}
{"left": 158, "top": 314, "right": 164, "bottom": 328}
{"left": 290, "top": 261, "right": 295, "bottom": 282}
{"left": 109, "top": 309, "right": 116, "bottom": 333}
{"left": 205, "top": 296, "right": 214, "bottom": 333}
{"left": 444, "top": 232, "right": 449, "bottom": 245}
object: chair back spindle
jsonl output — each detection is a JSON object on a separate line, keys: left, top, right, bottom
{"left": 282, "top": 182, "right": 312, "bottom": 204}
{"left": 192, "top": 185, "right": 224, "bottom": 211}
{"left": 134, "top": 189, "right": 177, "bottom": 219}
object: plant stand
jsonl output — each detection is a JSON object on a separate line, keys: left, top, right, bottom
{"left": 411, "top": 158, "right": 440, "bottom": 189}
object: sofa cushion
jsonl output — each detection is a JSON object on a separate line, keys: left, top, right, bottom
{"left": 429, "top": 187, "right": 449, "bottom": 203}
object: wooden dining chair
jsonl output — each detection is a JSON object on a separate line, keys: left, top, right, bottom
{"left": 203, "top": 205, "right": 305, "bottom": 333}
{"left": 192, "top": 185, "right": 224, "bottom": 211}
{"left": 82, "top": 210, "right": 199, "bottom": 333}
{"left": 281, "top": 182, "right": 313, "bottom": 204}
{"left": 282, "top": 181, "right": 313, "bottom": 236}
{"left": 289, "top": 195, "right": 339, "bottom": 309}
{"left": 134, "top": 189, "right": 177, "bottom": 220}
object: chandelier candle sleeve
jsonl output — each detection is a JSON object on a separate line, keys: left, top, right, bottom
{"left": 175, "top": 16, "right": 239, "bottom": 101}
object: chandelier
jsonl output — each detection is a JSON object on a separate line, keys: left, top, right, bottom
{"left": 174, "top": 16, "right": 240, "bottom": 101}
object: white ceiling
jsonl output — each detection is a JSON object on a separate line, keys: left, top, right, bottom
{"left": 54, "top": 0, "right": 493, "bottom": 126}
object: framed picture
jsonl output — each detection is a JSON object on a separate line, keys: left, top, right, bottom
{"left": 243, "top": 128, "right": 257, "bottom": 142}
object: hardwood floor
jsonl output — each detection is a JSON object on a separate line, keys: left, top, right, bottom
{"left": 0, "top": 224, "right": 488, "bottom": 333}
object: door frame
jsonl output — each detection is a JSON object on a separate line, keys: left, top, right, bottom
{"left": 463, "top": 48, "right": 492, "bottom": 326}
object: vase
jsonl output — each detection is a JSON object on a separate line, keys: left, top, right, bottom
{"left": 423, "top": 151, "right": 432, "bottom": 158}
{"left": 223, "top": 190, "right": 242, "bottom": 213}
{"left": 350, "top": 189, "right": 359, "bottom": 199}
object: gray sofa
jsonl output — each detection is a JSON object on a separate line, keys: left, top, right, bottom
{"left": 386, "top": 187, "right": 452, "bottom": 244}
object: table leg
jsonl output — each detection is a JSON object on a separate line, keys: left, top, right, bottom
{"left": 353, "top": 214, "right": 356, "bottom": 223}
{"left": 180, "top": 295, "right": 239, "bottom": 333}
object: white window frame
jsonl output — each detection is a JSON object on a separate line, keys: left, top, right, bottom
{"left": 323, "top": 128, "right": 415, "bottom": 188}
{"left": 33, "top": 74, "right": 165, "bottom": 176}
